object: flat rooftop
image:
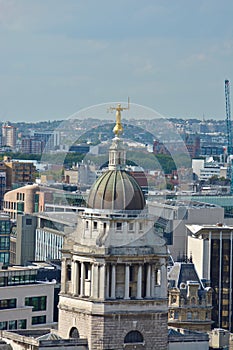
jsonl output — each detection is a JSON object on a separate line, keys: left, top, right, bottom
{"left": 150, "top": 199, "right": 220, "bottom": 209}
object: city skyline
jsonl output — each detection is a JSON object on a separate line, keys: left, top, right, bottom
{"left": 0, "top": 0, "right": 233, "bottom": 122}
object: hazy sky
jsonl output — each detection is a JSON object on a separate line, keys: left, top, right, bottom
{"left": 0, "top": 0, "right": 233, "bottom": 122}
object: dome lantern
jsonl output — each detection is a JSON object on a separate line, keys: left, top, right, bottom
{"left": 87, "top": 101, "right": 145, "bottom": 211}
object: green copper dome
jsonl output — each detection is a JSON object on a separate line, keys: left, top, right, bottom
{"left": 87, "top": 170, "right": 145, "bottom": 211}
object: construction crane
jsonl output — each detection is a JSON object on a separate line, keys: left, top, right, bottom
{"left": 225, "top": 80, "right": 233, "bottom": 154}
{"left": 225, "top": 79, "right": 233, "bottom": 194}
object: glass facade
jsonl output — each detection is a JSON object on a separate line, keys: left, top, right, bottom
{"left": 211, "top": 237, "right": 232, "bottom": 330}
{"left": 0, "top": 216, "right": 11, "bottom": 266}
{"left": 0, "top": 270, "right": 36, "bottom": 287}
{"left": 0, "top": 319, "right": 26, "bottom": 330}
{"left": 35, "top": 228, "right": 63, "bottom": 260}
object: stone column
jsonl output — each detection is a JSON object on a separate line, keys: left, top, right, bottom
{"left": 137, "top": 264, "right": 142, "bottom": 299}
{"left": 106, "top": 264, "right": 110, "bottom": 299}
{"left": 77, "top": 261, "right": 81, "bottom": 295}
{"left": 61, "top": 257, "right": 67, "bottom": 293}
{"left": 160, "top": 258, "right": 167, "bottom": 298}
{"left": 146, "top": 264, "right": 151, "bottom": 298}
{"left": 91, "top": 263, "right": 94, "bottom": 297}
{"left": 208, "top": 231, "right": 212, "bottom": 281}
{"left": 73, "top": 260, "right": 79, "bottom": 295}
{"left": 71, "top": 260, "right": 75, "bottom": 295}
{"left": 110, "top": 264, "right": 116, "bottom": 299}
{"left": 151, "top": 264, "right": 155, "bottom": 298}
{"left": 91, "top": 263, "right": 99, "bottom": 298}
{"left": 124, "top": 264, "right": 130, "bottom": 299}
{"left": 99, "top": 264, "right": 105, "bottom": 300}
{"left": 80, "top": 262, "right": 85, "bottom": 297}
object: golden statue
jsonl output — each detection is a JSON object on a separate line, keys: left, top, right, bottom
{"left": 108, "top": 99, "right": 130, "bottom": 137}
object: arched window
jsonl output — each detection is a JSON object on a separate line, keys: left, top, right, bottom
{"left": 124, "top": 331, "right": 144, "bottom": 344}
{"left": 69, "top": 327, "right": 79, "bottom": 339}
{"left": 191, "top": 297, "right": 196, "bottom": 305}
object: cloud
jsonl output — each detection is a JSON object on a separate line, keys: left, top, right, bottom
{"left": 182, "top": 52, "right": 208, "bottom": 66}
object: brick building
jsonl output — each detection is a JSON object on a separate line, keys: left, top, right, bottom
{"left": 3, "top": 157, "right": 36, "bottom": 190}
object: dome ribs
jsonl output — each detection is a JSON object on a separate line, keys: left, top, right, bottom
{"left": 87, "top": 170, "right": 145, "bottom": 211}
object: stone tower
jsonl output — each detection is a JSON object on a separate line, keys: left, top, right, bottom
{"left": 58, "top": 104, "right": 168, "bottom": 350}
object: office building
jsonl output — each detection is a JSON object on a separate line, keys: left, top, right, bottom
{"left": 10, "top": 214, "right": 37, "bottom": 265}
{"left": 149, "top": 200, "right": 224, "bottom": 261}
{"left": 0, "top": 265, "right": 55, "bottom": 331}
{"left": 3, "top": 184, "right": 40, "bottom": 220}
{"left": 0, "top": 213, "right": 11, "bottom": 266}
{"left": 186, "top": 223, "right": 233, "bottom": 332}
{"left": 33, "top": 131, "right": 60, "bottom": 152}
{"left": 35, "top": 212, "right": 77, "bottom": 261}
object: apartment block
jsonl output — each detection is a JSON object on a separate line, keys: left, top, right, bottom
{"left": 1, "top": 123, "right": 17, "bottom": 149}
{"left": 3, "top": 157, "right": 36, "bottom": 190}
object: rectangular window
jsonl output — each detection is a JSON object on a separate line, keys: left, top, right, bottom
{"left": 163, "top": 231, "right": 173, "bottom": 245}
{"left": 18, "top": 319, "right": 26, "bottom": 329}
{"left": 26, "top": 218, "right": 32, "bottom": 225}
{"left": 0, "top": 252, "right": 9, "bottom": 264}
{"left": 128, "top": 223, "right": 134, "bottom": 231}
{"left": 86, "top": 221, "right": 89, "bottom": 229}
{"left": 139, "top": 223, "right": 143, "bottom": 231}
{"left": 0, "top": 300, "right": 7, "bottom": 309}
{"left": 0, "top": 237, "right": 10, "bottom": 250}
{"left": 9, "top": 298, "right": 16, "bottom": 308}
{"left": 25, "top": 296, "right": 47, "bottom": 311}
{"left": 0, "top": 277, "right": 5, "bottom": 286}
{"left": 93, "top": 221, "right": 97, "bottom": 230}
{"left": 9, "top": 320, "right": 17, "bottom": 330}
{"left": 0, "top": 298, "right": 16, "bottom": 309}
{"left": 0, "top": 321, "right": 7, "bottom": 330}
{"left": 0, "top": 221, "right": 6, "bottom": 232}
{"left": 116, "top": 222, "right": 122, "bottom": 231}
{"left": 32, "top": 315, "right": 46, "bottom": 325}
